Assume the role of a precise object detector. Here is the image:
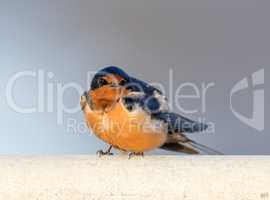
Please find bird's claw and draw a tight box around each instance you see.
[128,152,144,159]
[96,150,114,157]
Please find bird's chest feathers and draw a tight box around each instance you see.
[84,102,167,152]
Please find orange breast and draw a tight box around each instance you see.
[83,101,167,152]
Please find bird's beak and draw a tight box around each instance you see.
[80,91,88,111]
[109,83,120,88]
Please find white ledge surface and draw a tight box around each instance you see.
[0,156,269,200]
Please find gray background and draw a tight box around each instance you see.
[0,0,269,155]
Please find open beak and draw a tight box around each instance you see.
[109,83,120,88]
[80,91,89,111]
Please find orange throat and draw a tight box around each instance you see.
[89,86,128,111]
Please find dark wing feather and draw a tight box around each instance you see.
[127,77,163,95]
[152,112,208,133]
[122,95,208,133]
[124,76,208,133]
[122,94,161,113]
[160,143,199,154]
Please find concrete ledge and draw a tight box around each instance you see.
[0,156,269,200]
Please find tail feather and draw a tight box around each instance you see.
[187,140,224,155]
[160,140,224,155]
[160,143,199,154]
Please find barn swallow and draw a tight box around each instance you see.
[81,66,222,157]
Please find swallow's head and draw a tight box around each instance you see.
[90,66,130,91]
[83,66,130,111]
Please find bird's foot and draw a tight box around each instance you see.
[96,150,114,157]
[128,152,144,159]
[96,146,114,157]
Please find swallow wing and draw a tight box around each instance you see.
[125,76,169,111]
[122,75,223,154]
[122,92,168,114]
[160,143,199,154]
[122,93,207,133]
[124,77,208,133]
[127,77,163,95]
[152,112,208,133]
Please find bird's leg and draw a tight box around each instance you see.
[128,152,144,159]
[96,145,114,157]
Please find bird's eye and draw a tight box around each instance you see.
[98,78,108,87]
[119,79,127,86]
